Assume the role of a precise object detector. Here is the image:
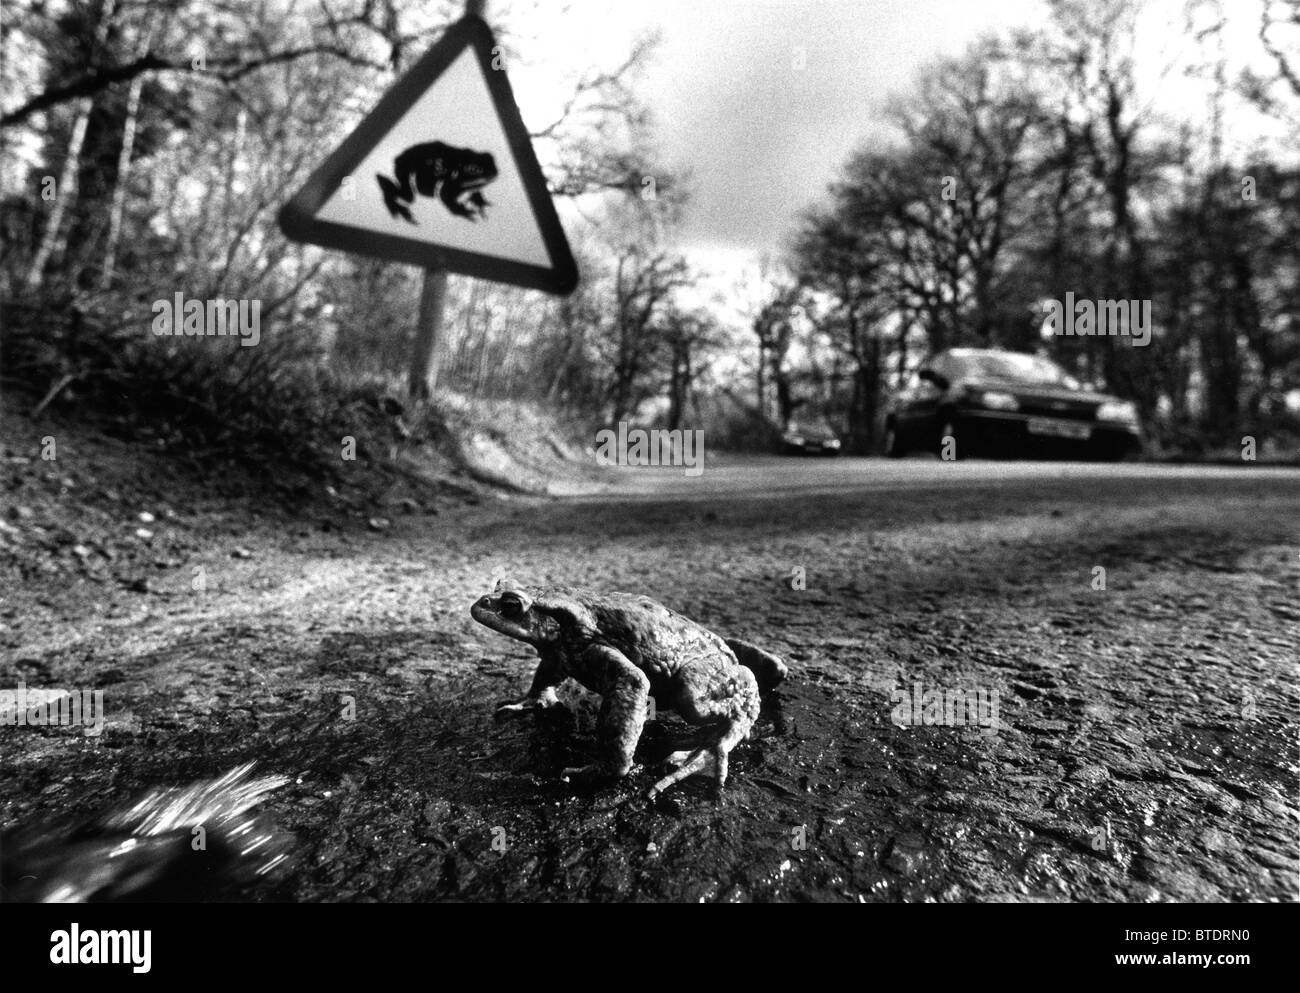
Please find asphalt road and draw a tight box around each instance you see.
[3,455,1298,901]
[555,453,1300,499]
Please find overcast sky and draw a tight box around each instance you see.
[630,0,1043,265]
[508,0,1038,284]
[504,0,1286,299]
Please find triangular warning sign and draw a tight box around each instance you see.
[279,15,578,295]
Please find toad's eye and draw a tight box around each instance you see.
[499,593,526,616]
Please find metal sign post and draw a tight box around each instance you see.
[410,266,448,399]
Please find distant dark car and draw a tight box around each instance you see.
[883,348,1143,460]
[780,417,842,456]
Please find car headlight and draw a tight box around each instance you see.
[1096,401,1137,424]
[978,391,1020,411]
[824,438,841,448]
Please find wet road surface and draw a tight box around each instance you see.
[3,457,1298,901]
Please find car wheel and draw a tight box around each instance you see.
[884,421,906,458]
[1102,443,1141,463]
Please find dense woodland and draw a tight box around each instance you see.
[2,0,1298,463]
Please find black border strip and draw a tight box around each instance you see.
[278,15,579,295]
[4,902,1286,980]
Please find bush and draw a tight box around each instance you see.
[1,295,416,489]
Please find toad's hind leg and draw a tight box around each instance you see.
[649,660,760,798]
[725,638,788,694]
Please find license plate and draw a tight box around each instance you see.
[1028,418,1091,440]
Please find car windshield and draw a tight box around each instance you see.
[952,352,1079,389]
[787,418,834,435]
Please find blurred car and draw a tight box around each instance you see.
[780,416,842,456]
[882,348,1143,460]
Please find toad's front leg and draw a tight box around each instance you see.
[497,652,564,714]
[495,686,559,713]
[561,646,649,783]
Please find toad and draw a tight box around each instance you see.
[376,141,497,222]
[471,581,788,797]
